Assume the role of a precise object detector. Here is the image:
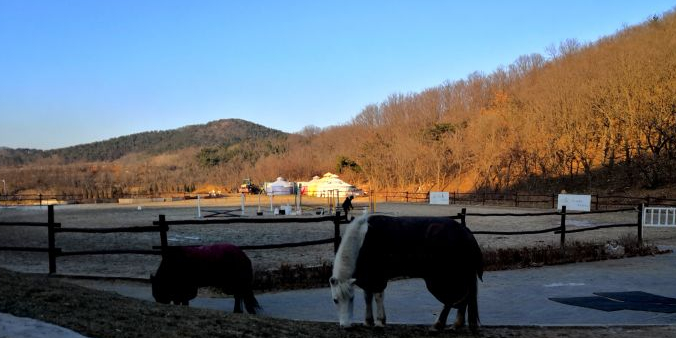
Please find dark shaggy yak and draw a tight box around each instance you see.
[329,214,483,332]
[151,243,260,314]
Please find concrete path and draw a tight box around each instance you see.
[73,248,676,326]
[0,312,90,338]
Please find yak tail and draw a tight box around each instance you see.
[467,276,480,333]
[243,291,261,314]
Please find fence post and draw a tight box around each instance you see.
[334,211,342,253]
[405,191,409,203]
[552,194,556,209]
[39,193,43,207]
[560,206,566,253]
[594,195,599,211]
[47,205,56,274]
[637,204,643,247]
[460,207,467,227]
[158,214,168,256]
[514,192,519,208]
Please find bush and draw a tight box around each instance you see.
[254,238,669,291]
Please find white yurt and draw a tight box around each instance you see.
[301,175,322,196]
[310,173,363,197]
[265,177,294,195]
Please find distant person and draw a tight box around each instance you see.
[342,196,354,221]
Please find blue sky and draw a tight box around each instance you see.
[1,1,674,150]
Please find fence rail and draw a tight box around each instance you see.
[0,206,61,256]
[154,214,344,254]
[0,193,170,205]
[0,246,51,252]
[57,249,161,257]
[471,226,562,236]
[55,225,162,234]
[154,215,338,226]
[555,223,638,234]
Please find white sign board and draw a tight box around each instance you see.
[557,194,591,212]
[429,191,449,205]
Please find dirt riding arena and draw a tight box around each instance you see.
[1,196,674,279]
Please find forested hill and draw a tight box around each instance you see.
[0,119,286,166]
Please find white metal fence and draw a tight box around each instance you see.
[643,206,676,227]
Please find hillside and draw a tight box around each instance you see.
[268,10,676,194]
[0,119,286,166]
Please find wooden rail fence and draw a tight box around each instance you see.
[463,205,644,251]
[3,191,676,211]
[152,213,344,254]
[0,205,344,276]
[371,191,676,210]
[0,204,647,279]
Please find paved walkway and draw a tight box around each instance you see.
[75,247,676,326]
[0,312,90,338]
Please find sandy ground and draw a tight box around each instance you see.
[1,198,675,338]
